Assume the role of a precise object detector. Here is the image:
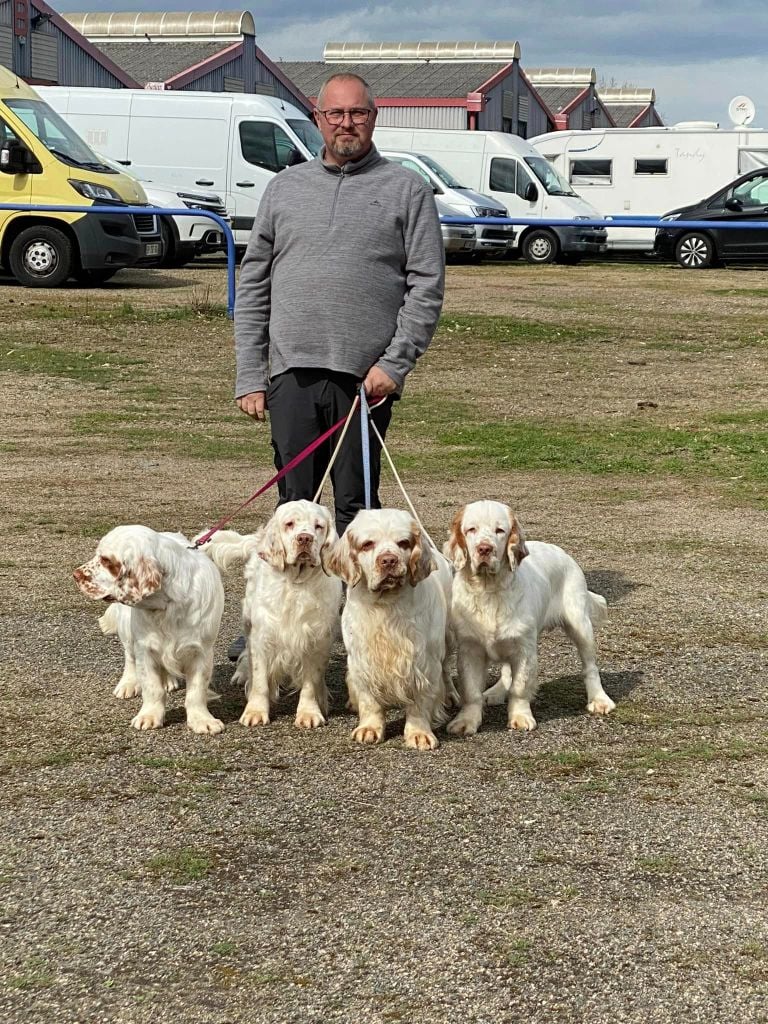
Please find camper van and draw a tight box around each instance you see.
[0,66,161,287]
[374,126,606,263]
[530,124,768,251]
[39,87,323,248]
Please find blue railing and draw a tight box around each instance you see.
[440,215,768,231]
[0,204,237,316]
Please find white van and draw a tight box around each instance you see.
[38,87,323,248]
[530,124,768,251]
[374,126,606,263]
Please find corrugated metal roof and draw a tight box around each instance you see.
[526,67,595,85]
[93,40,227,85]
[599,88,655,104]
[277,60,514,99]
[63,11,255,42]
[323,40,521,61]
[532,84,587,113]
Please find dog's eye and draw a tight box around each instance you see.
[315,523,324,531]
[398,540,412,550]
[284,521,295,530]
[465,527,477,535]
[495,528,507,535]
[360,540,375,552]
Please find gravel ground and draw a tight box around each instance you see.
[2,260,768,1023]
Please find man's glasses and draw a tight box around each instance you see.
[317,108,373,126]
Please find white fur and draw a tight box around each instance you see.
[328,508,452,751]
[74,526,225,734]
[444,501,615,736]
[204,501,341,729]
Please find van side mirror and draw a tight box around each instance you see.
[724,197,743,212]
[524,182,538,202]
[0,141,41,175]
[285,147,306,168]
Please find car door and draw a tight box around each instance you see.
[711,171,768,258]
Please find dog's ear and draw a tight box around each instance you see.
[320,516,340,576]
[119,555,163,604]
[443,506,467,570]
[257,515,286,571]
[408,525,436,585]
[325,529,361,587]
[506,512,529,568]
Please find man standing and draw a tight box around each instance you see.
[234,72,444,527]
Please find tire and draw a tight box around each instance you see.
[675,232,715,269]
[73,268,118,285]
[9,225,73,288]
[522,229,559,264]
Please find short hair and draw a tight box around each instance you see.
[316,73,376,110]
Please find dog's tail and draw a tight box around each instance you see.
[98,604,121,636]
[196,529,262,571]
[588,591,608,630]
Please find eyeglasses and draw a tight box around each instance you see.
[316,107,373,127]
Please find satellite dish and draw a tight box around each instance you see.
[728,95,756,127]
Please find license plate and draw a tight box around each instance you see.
[144,242,161,257]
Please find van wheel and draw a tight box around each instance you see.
[73,269,118,285]
[160,221,193,268]
[675,232,715,269]
[522,229,558,264]
[9,226,73,287]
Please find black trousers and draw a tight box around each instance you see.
[267,369,394,535]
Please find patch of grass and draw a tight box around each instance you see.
[478,886,541,909]
[136,755,226,775]
[436,313,600,345]
[636,855,680,875]
[31,297,228,324]
[211,940,238,956]
[506,938,532,967]
[5,956,55,990]
[0,343,144,385]
[146,847,215,883]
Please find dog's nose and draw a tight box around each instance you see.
[378,552,398,571]
[476,543,494,558]
[296,532,313,547]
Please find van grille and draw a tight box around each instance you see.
[132,213,157,235]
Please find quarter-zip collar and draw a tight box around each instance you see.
[319,144,383,176]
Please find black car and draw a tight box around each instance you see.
[655,167,768,268]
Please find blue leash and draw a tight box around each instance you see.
[359,385,372,510]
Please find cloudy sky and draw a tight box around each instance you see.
[55,1,766,127]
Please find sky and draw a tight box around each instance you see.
[54,1,768,127]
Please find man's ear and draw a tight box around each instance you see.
[325,530,361,587]
[443,507,467,570]
[506,511,529,568]
[257,517,285,571]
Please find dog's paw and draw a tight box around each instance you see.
[588,694,616,716]
[187,712,225,735]
[166,677,182,693]
[130,709,164,730]
[404,728,439,751]
[114,679,141,699]
[231,665,248,690]
[240,708,270,727]
[447,707,482,737]
[351,724,382,745]
[509,709,537,731]
[483,681,508,706]
[295,710,326,730]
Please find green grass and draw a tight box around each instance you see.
[5,956,55,990]
[31,298,228,323]
[146,847,215,883]
[0,343,144,385]
[136,755,227,775]
[636,855,681,875]
[436,313,602,345]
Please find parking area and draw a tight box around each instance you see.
[2,258,768,1024]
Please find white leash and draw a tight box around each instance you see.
[368,417,438,552]
[312,394,388,504]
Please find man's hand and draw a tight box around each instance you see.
[363,366,397,401]
[237,391,267,421]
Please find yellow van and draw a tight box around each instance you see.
[0,65,162,287]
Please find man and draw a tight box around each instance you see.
[231,73,445,656]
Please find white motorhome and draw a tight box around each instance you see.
[530,124,768,251]
[37,87,323,248]
[374,126,606,263]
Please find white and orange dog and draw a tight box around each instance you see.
[203,500,341,729]
[444,501,615,735]
[74,525,225,734]
[328,508,453,750]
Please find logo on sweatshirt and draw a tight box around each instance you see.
[370,199,381,206]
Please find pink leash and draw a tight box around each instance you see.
[193,396,361,548]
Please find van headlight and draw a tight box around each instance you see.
[660,213,680,222]
[69,179,122,202]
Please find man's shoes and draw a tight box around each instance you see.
[228,634,246,662]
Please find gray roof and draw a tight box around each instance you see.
[277,60,514,100]
[603,103,649,128]
[532,84,587,114]
[93,41,228,85]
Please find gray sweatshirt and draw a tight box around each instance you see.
[234,146,445,397]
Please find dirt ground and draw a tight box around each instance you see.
[1,257,768,1024]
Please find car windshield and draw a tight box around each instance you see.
[415,153,465,188]
[287,118,323,157]
[525,155,577,196]
[6,98,115,172]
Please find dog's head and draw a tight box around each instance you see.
[257,500,337,572]
[327,508,435,592]
[73,525,165,606]
[444,501,528,577]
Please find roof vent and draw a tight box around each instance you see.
[63,10,256,42]
[599,88,655,104]
[526,67,596,85]
[323,40,521,62]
